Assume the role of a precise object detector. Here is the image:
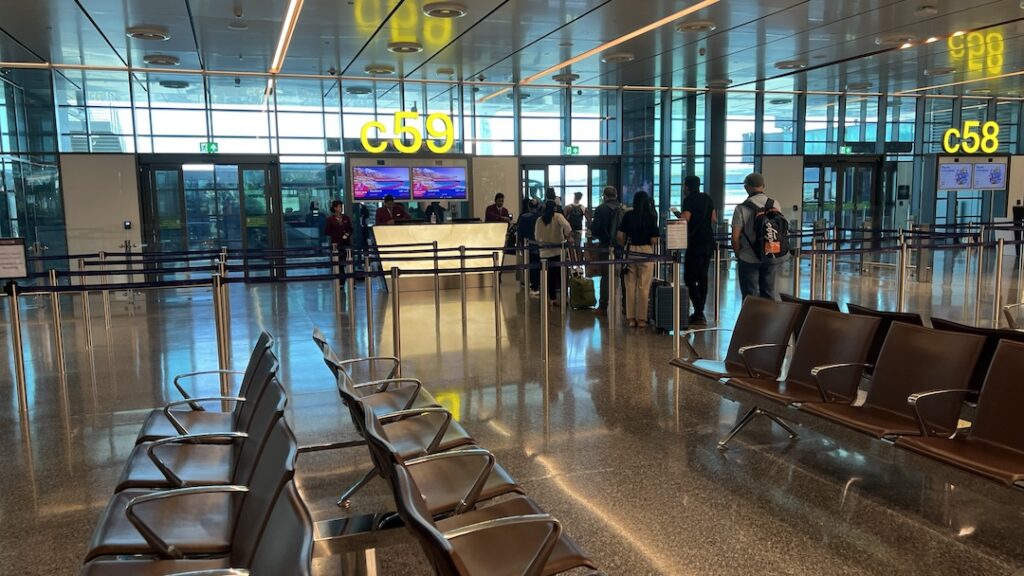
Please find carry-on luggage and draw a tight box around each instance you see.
[649,278,688,333]
[568,245,597,309]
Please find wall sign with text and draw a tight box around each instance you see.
[360,111,455,154]
[942,121,1001,154]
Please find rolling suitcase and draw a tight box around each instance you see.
[649,279,688,333]
[568,246,596,309]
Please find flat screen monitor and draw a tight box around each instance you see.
[973,162,1007,190]
[352,166,411,201]
[413,166,468,200]
[938,163,973,190]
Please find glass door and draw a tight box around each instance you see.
[183,164,241,251]
[522,166,547,212]
[840,163,876,231]
[149,169,185,253]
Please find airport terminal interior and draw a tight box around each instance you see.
[3,0,1024,574]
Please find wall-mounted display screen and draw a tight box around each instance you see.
[973,162,1007,190]
[413,166,468,200]
[352,166,411,201]
[938,163,973,190]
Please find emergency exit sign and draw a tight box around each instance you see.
[564,145,580,155]
[200,142,219,153]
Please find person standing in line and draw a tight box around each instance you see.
[375,194,411,225]
[731,172,790,300]
[617,191,660,328]
[678,176,717,325]
[533,200,573,307]
[485,193,513,223]
[518,198,542,295]
[545,187,565,214]
[591,186,626,316]
[565,191,586,247]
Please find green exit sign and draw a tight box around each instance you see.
[200,142,219,154]
[564,145,580,156]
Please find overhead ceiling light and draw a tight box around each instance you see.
[915,4,939,16]
[925,36,939,43]
[706,78,732,89]
[601,52,636,64]
[846,81,873,91]
[900,42,914,49]
[876,33,915,46]
[387,41,423,54]
[522,0,721,85]
[126,25,170,41]
[142,54,180,66]
[774,60,807,70]
[951,30,966,37]
[423,2,468,18]
[924,66,956,76]
[345,86,372,95]
[768,98,792,105]
[227,21,249,31]
[270,0,305,74]
[364,63,396,75]
[675,19,717,32]
[552,72,580,83]
[158,80,189,89]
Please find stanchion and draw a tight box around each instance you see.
[100,251,111,333]
[492,252,501,345]
[608,249,618,328]
[792,252,801,298]
[541,259,550,362]
[346,249,356,332]
[672,252,682,358]
[364,254,375,358]
[6,281,28,415]
[713,244,722,324]
[48,269,66,374]
[78,258,94,349]
[391,267,402,377]
[809,239,819,300]
[560,241,568,321]
[975,237,986,326]
[993,238,1005,327]
[212,274,228,373]
[963,244,973,323]
[220,270,232,369]
[459,246,467,335]
[897,242,908,313]
[828,230,837,300]
[433,241,441,313]
[331,244,342,315]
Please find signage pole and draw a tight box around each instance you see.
[6,281,28,415]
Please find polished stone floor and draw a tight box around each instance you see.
[1,250,1024,575]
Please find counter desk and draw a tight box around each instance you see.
[371,221,509,291]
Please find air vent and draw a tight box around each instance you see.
[365,64,396,75]
[846,81,873,91]
[143,54,180,66]
[227,21,249,31]
[876,33,915,46]
[768,98,792,105]
[774,60,807,70]
[127,25,171,41]
[345,86,373,95]
[924,66,956,76]
[388,41,423,54]
[423,2,467,18]
[158,80,189,89]
[552,73,580,84]
[436,67,455,77]
[675,20,717,32]
[706,78,732,89]
[601,52,635,64]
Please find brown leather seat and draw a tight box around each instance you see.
[896,340,1024,487]
[79,479,313,575]
[929,317,1024,396]
[362,403,523,518]
[84,419,297,562]
[391,463,598,576]
[670,297,803,380]
[115,379,287,492]
[800,322,985,439]
[135,348,278,444]
[780,293,841,337]
[845,303,923,375]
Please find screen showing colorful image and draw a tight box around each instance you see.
[413,167,468,200]
[973,162,1007,190]
[352,166,410,201]
[938,163,973,190]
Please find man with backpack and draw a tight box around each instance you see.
[592,186,627,316]
[731,173,790,300]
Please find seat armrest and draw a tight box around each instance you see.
[1003,303,1024,330]
[161,396,245,436]
[405,448,497,513]
[172,370,247,410]
[378,408,453,454]
[679,328,734,361]
[126,486,249,559]
[165,570,249,576]
[354,378,424,408]
[907,389,974,437]
[331,356,401,391]
[737,343,792,377]
[443,514,561,576]
[145,432,248,487]
[809,363,872,403]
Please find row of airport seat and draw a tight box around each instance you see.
[672,297,1024,488]
[312,328,602,575]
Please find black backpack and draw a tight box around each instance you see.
[741,198,789,259]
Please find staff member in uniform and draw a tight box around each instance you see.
[325,200,353,249]
[485,193,513,223]
[375,194,411,225]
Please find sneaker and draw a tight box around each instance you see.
[529,290,541,297]
[688,313,707,325]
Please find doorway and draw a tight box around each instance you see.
[520,157,620,217]
[802,156,884,236]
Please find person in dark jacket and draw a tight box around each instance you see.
[517,198,542,294]
[591,186,625,315]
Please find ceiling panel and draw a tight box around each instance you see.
[283,0,404,76]
[77,0,199,69]
[0,0,123,66]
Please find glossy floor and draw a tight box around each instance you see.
[1,253,1024,575]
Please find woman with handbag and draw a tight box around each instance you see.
[534,200,573,307]
[616,192,660,328]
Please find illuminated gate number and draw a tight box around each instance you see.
[942,121,1000,154]
[360,111,455,154]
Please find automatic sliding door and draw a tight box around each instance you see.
[183,164,242,251]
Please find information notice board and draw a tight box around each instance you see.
[0,238,28,280]
[666,219,688,251]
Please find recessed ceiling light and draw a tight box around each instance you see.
[707,78,732,89]
[143,54,180,66]
[774,60,807,70]
[227,21,249,31]
[846,81,873,91]
[900,42,914,49]
[158,80,189,89]
[127,25,171,41]
[768,98,792,105]
[388,41,423,54]
[925,36,939,43]
[675,20,717,32]
[966,88,992,95]
[951,30,966,37]
[552,72,580,83]
[601,52,636,64]
[364,64,396,75]
[876,33,915,46]
[436,67,455,77]
[924,66,956,76]
[422,2,467,18]
[915,4,939,16]
[345,86,372,95]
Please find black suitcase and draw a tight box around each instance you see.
[649,279,688,333]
